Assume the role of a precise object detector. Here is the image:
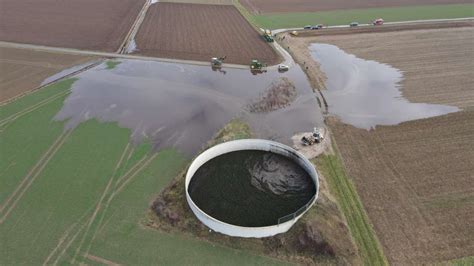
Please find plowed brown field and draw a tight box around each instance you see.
[0,0,146,52]
[134,3,279,65]
[0,47,95,102]
[313,27,474,264]
[242,0,472,14]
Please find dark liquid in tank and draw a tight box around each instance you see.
[188,150,316,227]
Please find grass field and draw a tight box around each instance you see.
[313,144,387,266]
[0,77,287,265]
[253,3,474,29]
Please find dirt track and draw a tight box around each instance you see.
[242,0,472,14]
[134,3,279,65]
[0,0,146,52]
[296,26,474,264]
[0,47,95,102]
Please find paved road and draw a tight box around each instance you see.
[271,17,474,34]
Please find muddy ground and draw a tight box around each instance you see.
[242,0,472,14]
[287,25,473,264]
[0,0,145,52]
[0,47,96,103]
[134,3,280,65]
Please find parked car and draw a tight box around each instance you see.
[278,64,289,72]
[350,22,359,27]
[303,25,312,30]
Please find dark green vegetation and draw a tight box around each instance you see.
[253,4,474,29]
[0,80,288,265]
[313,141,388,266]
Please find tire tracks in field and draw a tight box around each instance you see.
[42,205,96,266]
[69,143,132,265]
[0,90,69,130]
[0,130,72,224]
[77,152,157,264]
[68,144,157,265]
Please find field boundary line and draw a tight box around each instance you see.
[327,134,388,265]
[0,130,71,222]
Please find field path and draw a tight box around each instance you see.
[0,41,247,69]
[0,130,72,224]
[84,254,122,266]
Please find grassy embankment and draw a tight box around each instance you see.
[0,78,286,265]
[313,139,388,266]
[253,4,474,29]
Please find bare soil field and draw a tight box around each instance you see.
[278,22,473,105]
[0,0,146,52]
[293,26,474,264]
[242,0,472,14]
[0,47,95,102]
[134,3,279,65]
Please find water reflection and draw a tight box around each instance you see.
[309,43,459,129]
[54,59,323,155]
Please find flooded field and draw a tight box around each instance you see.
[309,43,459,129]
[54,59,323,155]
[188,150,316,227]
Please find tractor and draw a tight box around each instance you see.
[211,56,226,68]
[301,128,324,146]
[250,59,267,74]
[263,29,274,42]
[250,59,266,70]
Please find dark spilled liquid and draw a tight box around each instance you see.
[188,150,316,227]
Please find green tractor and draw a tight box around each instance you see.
[262,29,274,42]
[250,59,267,74]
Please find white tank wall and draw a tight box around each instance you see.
[185,139,319,238]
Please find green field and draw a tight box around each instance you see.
[0,79,285,265]
[253,4,474,29]
[313,141,388,266]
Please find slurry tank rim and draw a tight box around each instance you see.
[185,139,319,238]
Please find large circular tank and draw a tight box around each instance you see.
[185,139,319,238]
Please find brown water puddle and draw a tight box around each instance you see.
[309,43,459,129]
[54,59,323,155]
